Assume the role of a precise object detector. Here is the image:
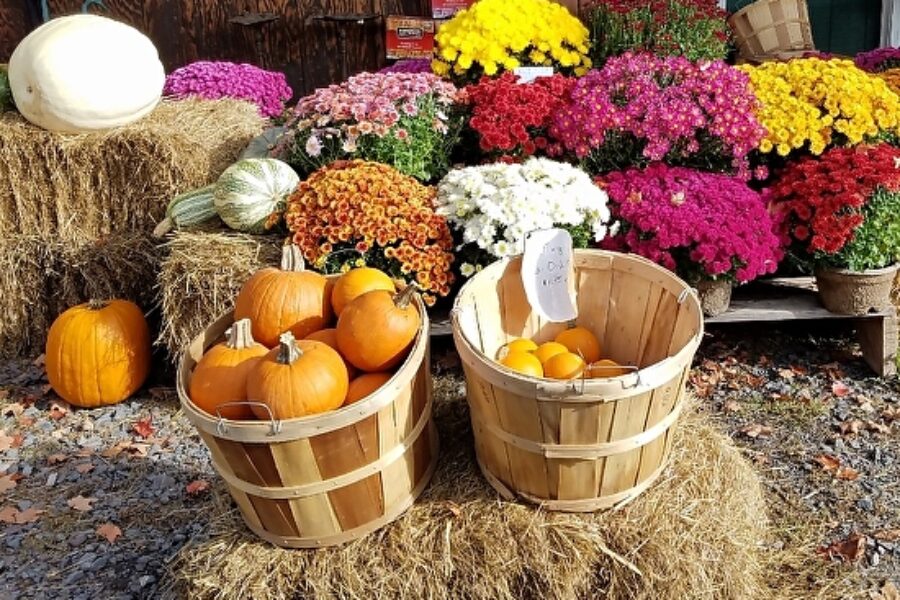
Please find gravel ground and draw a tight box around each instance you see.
[1,324,898,599]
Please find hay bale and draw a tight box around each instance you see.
[0,98,264,242]
[167,381,770,600]
[0,233,161,358]
[157,230,283,358]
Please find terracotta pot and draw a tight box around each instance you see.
[694,278,732,318]
[815,264,899,315]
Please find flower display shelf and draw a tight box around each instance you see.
[705,277,897,376]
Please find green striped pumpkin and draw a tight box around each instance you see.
[152,184,217,237]
[213,158,299,234]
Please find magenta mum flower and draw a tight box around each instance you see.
[163,61,293,118]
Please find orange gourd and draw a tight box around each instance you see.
[189,318,268,419]
[345,372,393,405]
[336,286,420,372]
[45,299,150,408]
[497,348,543,378]
[304,328,357,378]
[533,341,568,365]
[588,358,630,378]
[497,338,538,358]
[331,267,396,315]
[543,352,586,380]
[554,326,601,364]
[247,332,348,419]
[234,244,332,347]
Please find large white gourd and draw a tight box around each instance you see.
[8,15,165,133]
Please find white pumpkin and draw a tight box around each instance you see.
[214,158,300,233]
[8,15,165,133]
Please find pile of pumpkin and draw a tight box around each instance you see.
[189,244,421,421]
[495,326,632,380]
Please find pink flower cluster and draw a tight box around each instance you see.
[855,47,900,72]
[598,164,784,282]
[163,61,293,118]
[549,53,765,177]
[379,59,434,74]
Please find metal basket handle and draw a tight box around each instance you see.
[214,402,283,436]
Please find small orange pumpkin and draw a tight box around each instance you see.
[45,299,151,408]
[336,286,420,372]
[554,326,601,364]
[304,328,357,378]
[543,352,586,380]
[497,338,538,358]
[345,372,393,405]
[247,332,348,419]
[588,359,630,378]
[533,341,568,365]
[189,318,268,419]
[497,348,543,378]
[331,267,396,315]
[234,244,332,347]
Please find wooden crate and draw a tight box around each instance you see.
[176,304,437,548]
[728,0,815,62]
[452,250,703,512]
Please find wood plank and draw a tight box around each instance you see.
[599,391,653,497]
[636,370,685,483]
[556,403,602,500]
[269,438,342,537]
[604,268,652,366]
[857,314,898,377]
[573,263,613,352]
[465,365,515,488]
[708,295,892,323]
[492,386,550,499]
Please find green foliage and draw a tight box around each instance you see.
[824,188,900,271]
[0,66,14,113]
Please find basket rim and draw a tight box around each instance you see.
[176,293,430,441]
[450,249,704,401]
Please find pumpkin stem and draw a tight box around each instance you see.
[280,244,306,272]
[276,331,302,364]
[225,318,257,350]
[393,285,418,309]
[87,299,109,310]
[152,217,174,238]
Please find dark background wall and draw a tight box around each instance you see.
[0,0,431,97]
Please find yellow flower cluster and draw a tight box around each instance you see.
[739,58,900,156]
[432,0,591,82]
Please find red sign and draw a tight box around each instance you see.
[386,16,435,60]
[432,0,475,19]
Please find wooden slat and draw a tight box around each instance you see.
[604,268,652,366]
[269,439,342,537]
[708,294,893,323]
[492,386,550,498]
[635,370,686,483]
[599,391,653,497]
[573,262,613,351]
[465,365,515,487]
[556,403,602,500]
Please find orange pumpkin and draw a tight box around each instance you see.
[45,299,150,408]
[304,328,357,378]
[588,359,631,378]
[345,372,393,405]
[189,318,268,419]
[543,352,586,380]
[554,326,601,364]
[497,338,538,358]
[247,332,348,419]
[331,267,395,315]
[336,286,420,372]
[234,244,332,347]
[497,348,543,378]
[533,341,568,365]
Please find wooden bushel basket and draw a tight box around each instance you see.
[452,250,703,512]
[176,298,438,548]
[728,0,815,62]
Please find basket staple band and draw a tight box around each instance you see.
[209,393,434,499]
[469,396,683,460]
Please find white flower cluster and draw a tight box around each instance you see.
[435,158,611,267]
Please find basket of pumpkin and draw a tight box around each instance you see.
[176,243,437,548]
[452,249,703,512]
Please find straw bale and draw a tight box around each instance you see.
[0,98,263,242]
[166,382,771,600]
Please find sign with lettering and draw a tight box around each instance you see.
[386,17,435,60]
[432,0,475,19]
[514,66,554,83]
[521,229,577,322]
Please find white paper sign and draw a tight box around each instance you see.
[514,66,554,84]
[522,228,577,322]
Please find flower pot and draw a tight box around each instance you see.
[814,264,899,315]
[694,278,732,317]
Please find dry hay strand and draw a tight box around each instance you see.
[157,229,283,359]
[0,98,263,242]
[167,381,770,600]
[0,233,161,358]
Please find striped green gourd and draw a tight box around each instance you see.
[152,184,217,237]
[213,158,299,234]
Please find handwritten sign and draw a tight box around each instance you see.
[514,66,554,83]
[386,16,435,60]
[522,229,577,322]
[432,0,475,19]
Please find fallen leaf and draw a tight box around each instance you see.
[2,401,23,417]
[15,507,43,523]
[132,416,154,439]
[49,400,69,420]
[723,400,742,413]
[872,581,899,600]
[96,523,122,544]
[67,495,96,512]
[867,420,892,435]
[739,423,773,438]
[836,466,860,481]
[777,367,796,380]
[101,441,150,459]
[46,454,67,465]
[832,381,851,397]
[0,431,14,451]
[874,530,900,542]
[840,419,864,436]
[0,505,43,524]
[814,454,841,471]
[74,463,95,474]
[32,354,45,367]
[821,362,846,380]
[186,479,210,496]
[0,474,17,493]
[818,532,866,563]
[0,505,16,523]
[883,407,900,422]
